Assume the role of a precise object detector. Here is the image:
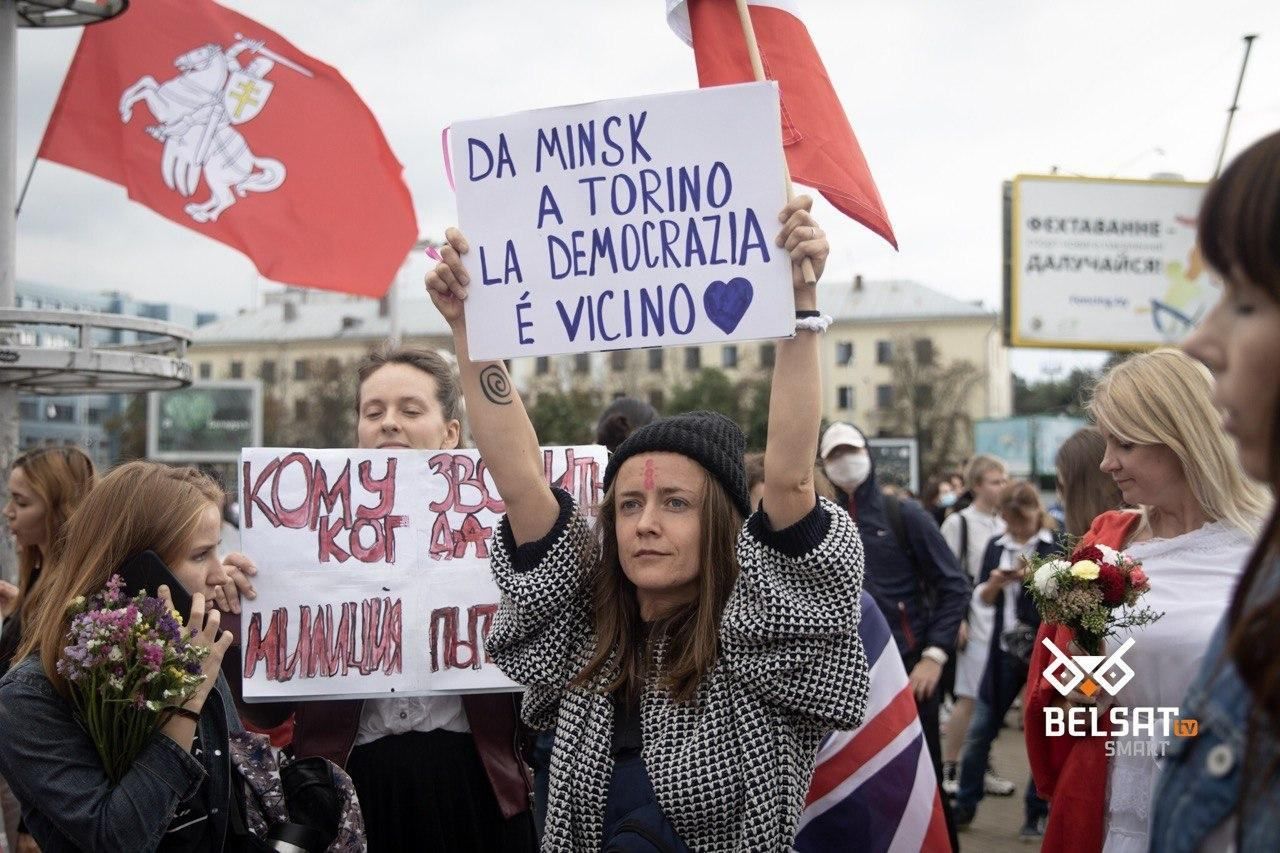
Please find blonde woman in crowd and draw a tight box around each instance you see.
[1025,348,1267,853]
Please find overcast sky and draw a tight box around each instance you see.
[13,0,1280,378]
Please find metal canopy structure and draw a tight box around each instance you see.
[0,308,193,395]
[2,0,147,580]
[15,0,126,28]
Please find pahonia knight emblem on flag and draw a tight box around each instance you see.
[118,37,311,224]
[41,0,418,297]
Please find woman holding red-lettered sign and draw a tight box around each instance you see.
[426,197,871,851]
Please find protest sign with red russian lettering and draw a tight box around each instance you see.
[238,446,605,700]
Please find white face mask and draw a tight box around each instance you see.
[825,453,871,491]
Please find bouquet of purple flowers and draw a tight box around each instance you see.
[57,575,208,783]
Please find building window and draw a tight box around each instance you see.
[876,384,894,409]
[260,360,276,383]
[86,407,105,425]
[760,343,776,368]
[876,340,894,365]
[229,361,244,379]
[198,362,212,380]
[294,359,310,381]
[648,389,665,410]
[836,341,854,366]
[46,404,75,423]
[610,350,628,372]
[574,353,591,374]
[535,356,550,376]
[648,349,664,372]
[294,399,309,420]
[325,357,341,378]
[837,386,854,410]
[684,347,701,370]
[914,383,934,408]
[18,401,37,420]
[914,337,935,366]
[721,345,738,369]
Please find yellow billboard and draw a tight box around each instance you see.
[1005,174,1213,351]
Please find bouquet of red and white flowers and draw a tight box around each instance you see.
[1025,542,1163,655]
[57,575,208,783]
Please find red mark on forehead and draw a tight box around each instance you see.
[643,458,656,491]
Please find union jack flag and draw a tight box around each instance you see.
[795,592,952,852]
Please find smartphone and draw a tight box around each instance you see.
[117,550,193,621]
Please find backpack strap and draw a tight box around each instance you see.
[883,493,908,555]
[959,513,970,577]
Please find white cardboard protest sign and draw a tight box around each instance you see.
[238,446,605,701]
[451,81,794,361]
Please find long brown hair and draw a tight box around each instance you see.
[18,462,223,695]
[1206,131,1280,793]
[10,447,96,624]
[1054,427,1123,538]
[574,468,742,702]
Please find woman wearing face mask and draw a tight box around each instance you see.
[923,475,957,526]
[819,421,970,848]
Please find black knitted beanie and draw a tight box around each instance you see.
[602,411,751,518]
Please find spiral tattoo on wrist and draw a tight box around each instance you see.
[479,365,513,406]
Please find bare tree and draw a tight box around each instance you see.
[882,335,984,478]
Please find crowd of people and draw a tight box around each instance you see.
[0,132,1275,851]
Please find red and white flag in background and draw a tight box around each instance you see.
[666,0,896,249]
[39,0,418,297]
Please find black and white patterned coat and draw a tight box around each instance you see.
[488,489,870,852]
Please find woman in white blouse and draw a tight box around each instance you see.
[1026,348,1269,853]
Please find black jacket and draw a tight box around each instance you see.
[832,459,969,660]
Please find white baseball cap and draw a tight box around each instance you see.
[820,422,867,459]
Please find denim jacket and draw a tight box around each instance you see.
[1150,588,1280,853]
[0,654,243,852]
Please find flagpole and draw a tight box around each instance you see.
[1213,34,1258,179]
[388,274,401,348]
[734,0,817,285]
[0,0,19,579]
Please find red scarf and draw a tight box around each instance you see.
[1024,510,1142,853]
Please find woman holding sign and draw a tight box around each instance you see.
[426,196,870,851]
[271,346,539,853]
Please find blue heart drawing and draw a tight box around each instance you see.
[703,277,754,335]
